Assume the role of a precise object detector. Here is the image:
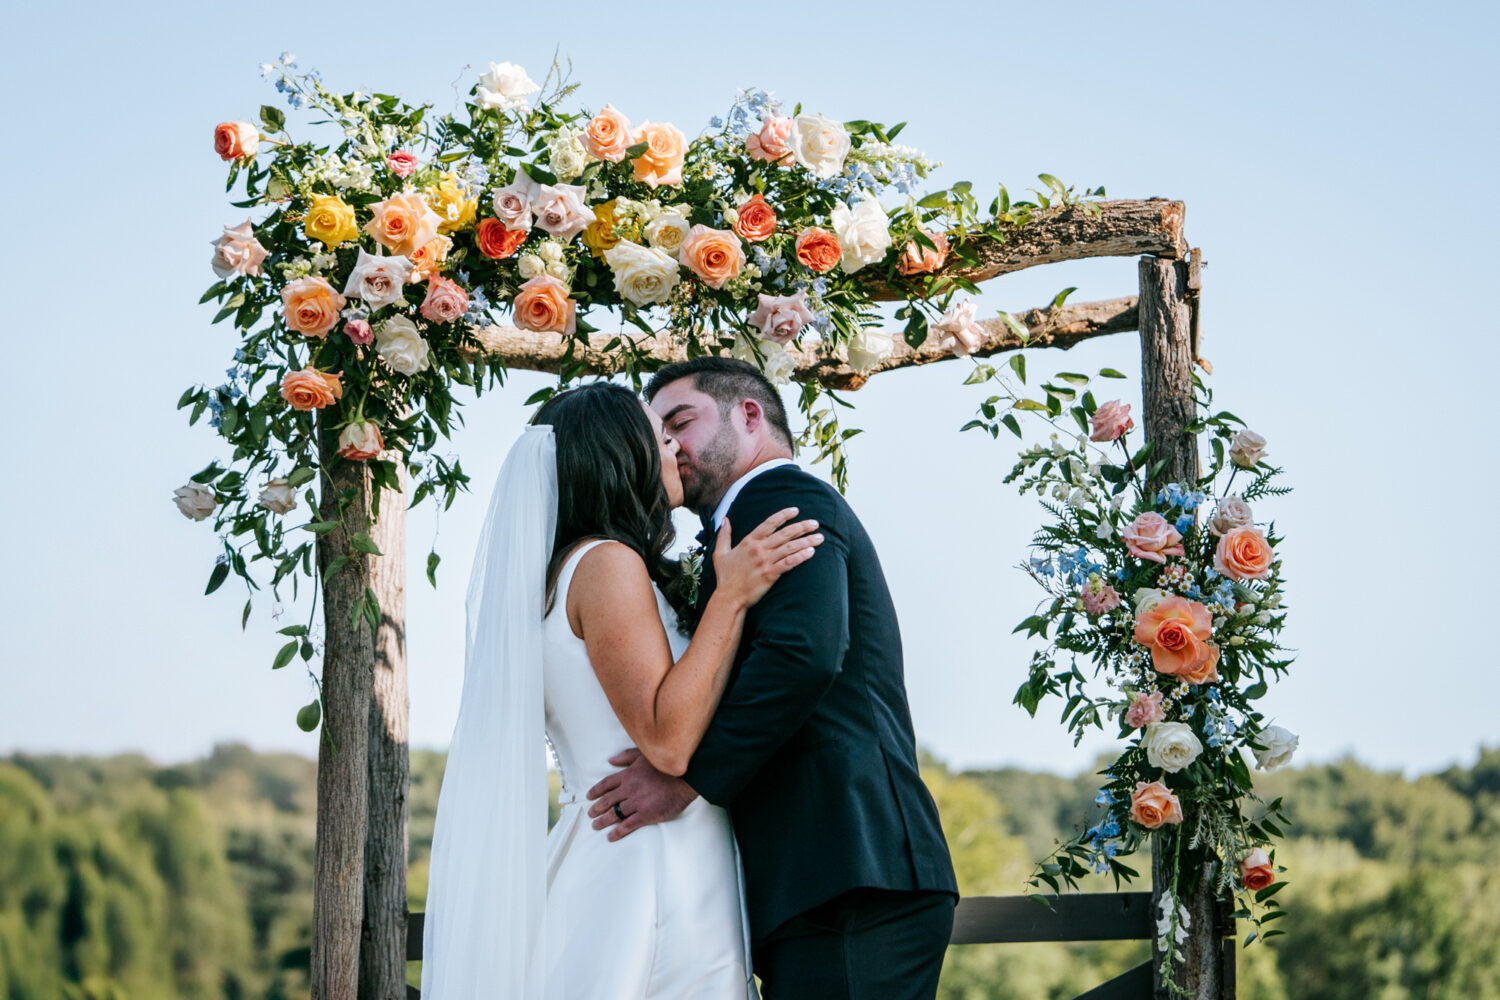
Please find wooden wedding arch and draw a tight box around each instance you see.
[310,198,1233,999]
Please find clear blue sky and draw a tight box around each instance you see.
[3,0,1496,777]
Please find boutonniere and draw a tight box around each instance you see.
[680,545,706,607]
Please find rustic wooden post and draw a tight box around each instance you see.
[1139,255,1223,998]
[360,459,410,1000]
[313,415,375,1000]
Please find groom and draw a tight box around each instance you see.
[586,357,958,998]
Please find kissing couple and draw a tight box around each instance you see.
[421,357,957,999]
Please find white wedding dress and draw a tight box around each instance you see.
[532,540,757,999]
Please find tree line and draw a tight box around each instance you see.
[2,743,1495,999]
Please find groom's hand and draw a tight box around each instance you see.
[586,748,698,842]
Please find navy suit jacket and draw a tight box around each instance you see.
[683,464,958,941]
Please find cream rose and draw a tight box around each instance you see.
[830,196,893,274]
[375,314,432,376]
[174,482,218,521]
[1209,495,1254,537]
[1252,725,1299,771]
[342,249,414,310]
[1143,722,1204,773]
[532,183,596,241]
[547,127,589,182]
[762,343,796,386]
[848,329,895,373]
[1133,587,1170,617]
[475,61,540,112]
[787,113,851,179]
[257,478,297,514]
[210,220,268,279]
[644,209,692,254]
[1229,429,1268,468]
[603,240,680,306]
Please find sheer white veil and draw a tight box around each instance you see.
[421,425,557,999]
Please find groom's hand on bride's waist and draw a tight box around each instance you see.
[586,748,699,842]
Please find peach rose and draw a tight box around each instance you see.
[344,319,373,346]
[1121,512,1185,564]
[420,275,470,324]
[1129,781,1183,829]
[387,150,418,177]
[795,228,842,273]
[733,194,778,243]
[364,192,442,256]
[630,121,687,189]
[678,225,746,290]
[1214,525,1274,581]
[338,420,385,461]
[407,235,453,282]
[746,116,794,165]
[476,218,527,259]
[895,231,949,276]
[1124,690,1166,729]
[279,368,343,411]
[583,104,633,162]
[513,274,577,335]
[213,121,259,162]
[1090,400,1135,442]
[1240,848,1275,891]
[1134,595,1220,685]
[280,276,346,338]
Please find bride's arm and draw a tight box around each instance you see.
[568,511,821,776]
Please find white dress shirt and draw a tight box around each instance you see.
[710,458,796,529]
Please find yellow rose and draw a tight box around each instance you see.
[304,194,359,248]
[580,200,622,258]
[426,173,478,235]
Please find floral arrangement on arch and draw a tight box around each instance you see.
[180,54,1091,721]
[983,367,1296,975]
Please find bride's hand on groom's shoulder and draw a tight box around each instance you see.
[586,748,699,842]
[713,507,823,610]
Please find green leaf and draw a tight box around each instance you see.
[241,599,253,631]
[351,532,383,556]
[1055,372,1091,387]
[1050,286,1077,310]
[288,467,317,487]
[277,625,309,637]
[1009,354,1026,383]
[259,105,285,132]
[322,554,350,588]
[205,562,230,595]
[427,551,441,588]
[1001,414,1022,438]
[272,641,299,670]
[1098,368,1127,379]
[303,521,340,534]
[296,700,322,732]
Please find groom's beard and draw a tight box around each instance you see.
[680,423,740,512]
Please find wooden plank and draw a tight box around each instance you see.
[948,893,1154,945]
[1078,961,1154,1000]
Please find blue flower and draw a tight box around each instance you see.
[1157,483,1185,507]
[1175,514,1195,536]
[1095,789,1113,806]
[709,115,723,129]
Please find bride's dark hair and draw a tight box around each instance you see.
[531,382,682,612]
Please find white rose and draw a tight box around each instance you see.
[173,482,217,521]
[787,113,851,180]
[342,248,414,310]
[603,240,681,306]
[548,127,589,182]
[830,196,893,274]
[210,220,269,279]
[544,260,571,282]
[375,314,431,376]
[1143,722,1203,773]
[1229,429,1267,469]
[475,61,540,113]
[1209,495,1254,536]
[1134,587,1170,616]
[644,210,691,254]
[517,254,545,279]
[257,478,298,515]
[762,343,796,386]
[847,329,894,373]
[1253,725,1299,771]
[729,334,760,365]
[539,240,565,263]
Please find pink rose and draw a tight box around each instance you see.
[747,291,816,345]
[491,175,538,231]
[1090,400,1135,442]
[1121,512,1185,564]
[1124,690,1166,729]
[746,116,794,165]
[337,420,385,461]
[210,220,268,279]
[387,150,418,177]
[420,275,470,324]
[345,319,374,346]
[1209,496,1254,536]
[1080,581,1121,616]
[935,299,986,357]
[532,183,596,241]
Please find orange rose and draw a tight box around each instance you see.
[280,276,346,338]
[794,227,842,273]
[476,219,527,259]
[408,235,454,282]
[1213,525,1274,581]
[583,104,633,162]
[338,420,385,461]
[1129,781,1183,829]
[513,274,577,335]
[896,231,950,275]
[364,192,442,256]
[213,121,259,162]
[630,121,687,189]
[732,194,778,243]
[279,368,343,411]
[1134,595,1220,685]
[678,225,746,289]
[1240,848,1275,891]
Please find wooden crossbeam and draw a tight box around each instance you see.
[948,892,1154,945]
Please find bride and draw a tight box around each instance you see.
[421,382,823,998]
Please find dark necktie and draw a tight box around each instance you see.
[695,508,716,550]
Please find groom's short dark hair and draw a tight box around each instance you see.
[644,357,795,449]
